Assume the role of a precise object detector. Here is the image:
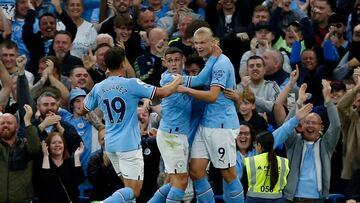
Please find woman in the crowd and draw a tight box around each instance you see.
[244,131,290,202]
[39,132,84,203]
[67,0,97,58]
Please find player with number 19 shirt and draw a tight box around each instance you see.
[83,77,156,153]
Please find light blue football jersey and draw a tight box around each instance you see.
[84,76,156,152]
[201,54,239,129]
[158,56,217,136]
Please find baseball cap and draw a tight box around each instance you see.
[254,21,274,32]
[69,88,87,104]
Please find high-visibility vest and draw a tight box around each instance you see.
[244,152,290,199]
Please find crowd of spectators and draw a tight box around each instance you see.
[0,0,359,202]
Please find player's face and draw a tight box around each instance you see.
[185,63,201,76]
[301,113,323,141]
[0,47,18,69]
[49,135,65,157]
[237,125,252,153]
[38,96,59,118]
[70,67,89,89]
[238,99,255,117]
[193,34,213,58]
[247,58,265,81]
[72,97,85,115]
[39,16,56,38]
[164,53,184,74]
[68,0,84,19]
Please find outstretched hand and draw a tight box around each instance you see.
[296,103,313,121]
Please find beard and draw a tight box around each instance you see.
[56,51,66,61]
[1,128,16,141]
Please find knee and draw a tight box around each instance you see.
[221,168,237,183]
[189,168,205,181]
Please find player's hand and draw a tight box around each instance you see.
[172,74,183,85]
[224,89,239,102]
[177,85,188,93]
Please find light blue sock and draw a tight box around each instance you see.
[193,177,215,203]
[103,187,134,203]
[166,187,185,203]
[223,178,244,203]
[147,183,172,203]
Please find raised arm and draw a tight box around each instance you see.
[274,66,299,126]
[23,104,41,155]
[0,61,11,110]
[321,79,341,150]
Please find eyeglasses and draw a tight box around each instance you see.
[302,120,321,125]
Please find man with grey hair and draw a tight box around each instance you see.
[263,48,291,89]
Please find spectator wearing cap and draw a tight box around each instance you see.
[58,88,102,176]
[239,22,292,78]
[22,0,77,77]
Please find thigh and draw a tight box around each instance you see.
[157,130,189,174]
[203,128,239,169]
[190,125,210,160]
[117,149,144,181]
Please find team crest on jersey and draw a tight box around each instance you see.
[136,79,152,88]
[77,122,85,129]
[213,70,225,81]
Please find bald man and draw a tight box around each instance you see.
[0,105,41,202]
[134,28,169,86]
[279,80,341,202]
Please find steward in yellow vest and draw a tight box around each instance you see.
[244,131,290,202]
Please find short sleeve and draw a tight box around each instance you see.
[210,60,229,89]
[129,78,157,100]
[83,86,99,111]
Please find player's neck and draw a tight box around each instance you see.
[107,69,125,77]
